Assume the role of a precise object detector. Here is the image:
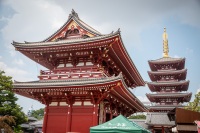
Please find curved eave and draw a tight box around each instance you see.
[148,69,187,81]
[149,57,185,64]
[13,74,122,89]
[13,32,145,87]
[110,32,145,87]
[146,92,192,102]
[148,57,185,71]
[110,77,147,112]
[147,80,189,92]
[149,105,183,112]
[12,32,119,70]
[12,31,118,48]
[13,74,147,112]
[13,74,122,100]
[146,92,192,98]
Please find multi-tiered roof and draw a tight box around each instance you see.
[146,28,192,112]
[12,10,148,133]
[12,9,147,112]
[13,10,145,88]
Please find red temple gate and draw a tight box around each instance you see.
[13,10,147,133]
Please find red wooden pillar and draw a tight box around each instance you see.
[151,128,154,133]
[66,104,72,132]
[42,105,49,133]
[110,105,113,120]
[92,104,98,126]
[162,126,164,133]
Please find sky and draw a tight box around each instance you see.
[0,0,200,113]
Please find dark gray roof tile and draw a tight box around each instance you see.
[145,112,175,126]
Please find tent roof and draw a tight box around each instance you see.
[90,115,150,133]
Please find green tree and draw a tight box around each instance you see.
[128,114,146,119]
[185,91,200,112]
[31,108,44,120]
[0,70,27,132]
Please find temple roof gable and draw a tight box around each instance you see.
[43,9,103,42]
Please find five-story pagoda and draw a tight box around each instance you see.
[146,28,192,112]
[12,10,147,133]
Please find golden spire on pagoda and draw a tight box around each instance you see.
[162,27,169,58]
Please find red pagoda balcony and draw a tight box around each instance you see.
[38,67,108,80]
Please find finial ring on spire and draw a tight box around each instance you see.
[162,27,169,58]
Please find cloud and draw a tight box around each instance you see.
[176,0,200,28]
[1,0,67,58]
[0,56,2,59]
[186,48,194,54]
[137,96,150,103]
[0,16,10,31]
[197,88,200,94]
[0,61,6,69]
[174,55,180,58]
[51,19,65,30]
[1,0,200,53]
[13,58,25,66]
[0,61,31,81]
[7,45,16,56]
[1,0,66,45]
[16,95,45,113]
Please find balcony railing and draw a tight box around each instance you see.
[38,66,108,80]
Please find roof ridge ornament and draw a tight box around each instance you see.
[12,40,20,45]
[117,28,121,32]
[162,27,169,58]
[68,9,79,19]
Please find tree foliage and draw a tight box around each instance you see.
[0,71,13,91]
[0,70,27,131]
[0,115,16,132]
[128,114,146,119]
[185,92,200,112]
[31,108,44,120]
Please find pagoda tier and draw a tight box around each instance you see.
[12,10,146,133]
[147,80,190,92]
[148,69,187,82]
[146,92,192,103]
[14,74,146,112]
[148,105,183,112]
[148,57,185,71]
[146,28,192,113]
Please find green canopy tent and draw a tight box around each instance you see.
[90,115,151,133]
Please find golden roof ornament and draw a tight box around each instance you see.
[162,27,169,58]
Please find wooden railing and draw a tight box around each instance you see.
[38,67,108,80]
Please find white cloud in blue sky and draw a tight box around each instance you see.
[0,0,200,113]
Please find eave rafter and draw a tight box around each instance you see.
[147,80,189,92]
[13,73,146,113]
[13,32,145,87]
[148,58,185,71]
[148,69,187,81]
[146,92,192,103]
